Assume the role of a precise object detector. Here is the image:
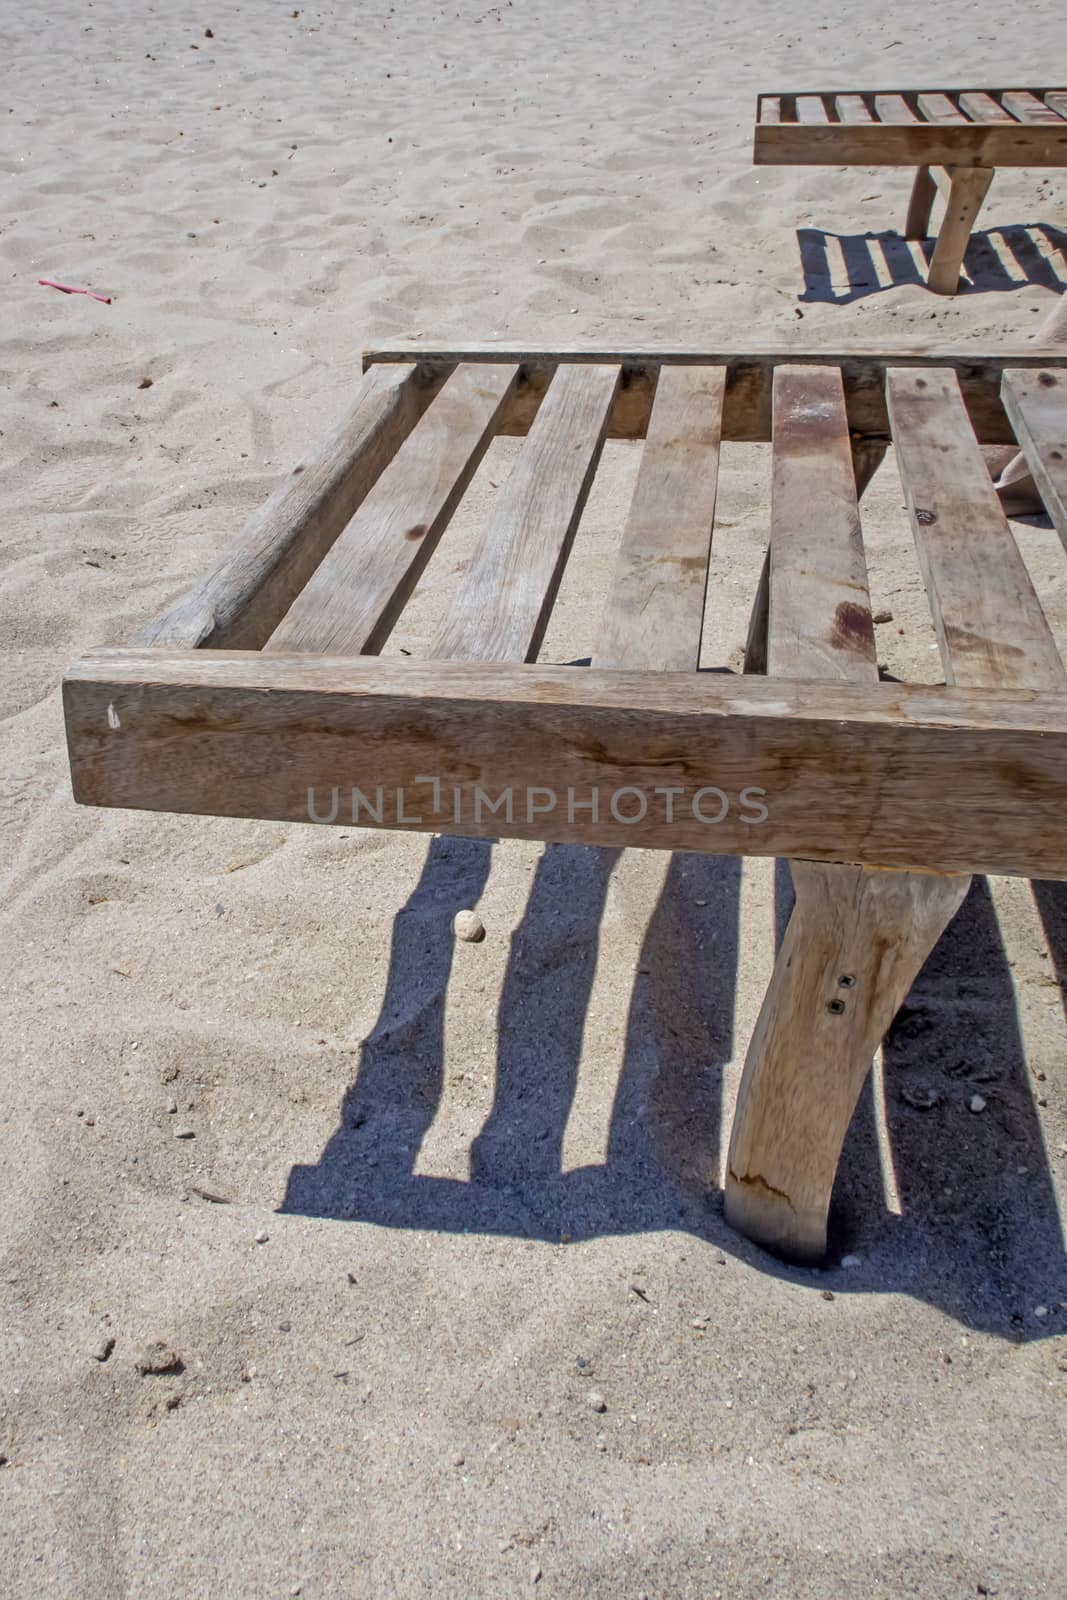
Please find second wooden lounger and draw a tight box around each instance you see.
[755,87,1067,294]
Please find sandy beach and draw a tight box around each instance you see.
[2,1,1067,1594]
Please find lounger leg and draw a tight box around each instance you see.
[905,165,937,239]
[724,860,970,1263]
[927,165,993,295]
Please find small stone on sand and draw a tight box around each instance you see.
[587,1390,607,1413]
[454,909,485,943]
[969,1094,987,1113]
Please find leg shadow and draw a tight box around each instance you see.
[577,853,742,1239]
[852,878,1065,1335]
[282,834,493,1222]
[465,842,620,1237]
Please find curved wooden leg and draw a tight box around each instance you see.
[905,165,937,239]
[724,860,970,1263]
[927,166,993,294]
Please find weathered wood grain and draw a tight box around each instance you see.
[874,94,919,124]
[754,116,1067,165]
[834,94,873,123]
[957,90,1014,124]
[767,366,876,681]
[926,165,993,293]
[264,363,517,656]
[432,364,619,663]
[725,863,969,1261]
[134,364,438,650]
[905,165,938,237]
[597,366,725,673]
[63,650,1067,880]
[1000,368,1067,548]
[917,92,967,124]
[1001,88,1065,123]
[887,367,1066,689]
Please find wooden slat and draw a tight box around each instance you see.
[432,364,619,663]
[887,368,1066,690]
[874,94,919,123]
[597,366,725,673]
[768,367,876,682]
[1046,92,1067,120]
[917,91,967,124]
[957,90,1014,124]
[759,95,782,124]
[64,649,1067,880]
[1001,88,1065,123]
[264,364,517,656]
[134,364,436,650]
[796,95,830,123]
[835,94,873,122]
[1001,368,1067,549]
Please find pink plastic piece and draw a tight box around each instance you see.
[38,278,112,305]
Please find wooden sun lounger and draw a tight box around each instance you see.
[755,88,1067,293]
[63,347,1067,1264]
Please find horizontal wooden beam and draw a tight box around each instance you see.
[64,650,1067,880]
[754,118,1067,166]
[367,349,1066,444]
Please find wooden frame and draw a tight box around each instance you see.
[63,348,1067,1266]
[755,88,1067,293]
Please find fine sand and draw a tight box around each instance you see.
[3,2,1067,1595]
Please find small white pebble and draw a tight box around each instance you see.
[254,1230,269,1244]
[453,909,485,943]
[1034,1305,1049,1319]
[970,1094,987,1113]
[840,1254,862,1270]
[587,1390,606,1413]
